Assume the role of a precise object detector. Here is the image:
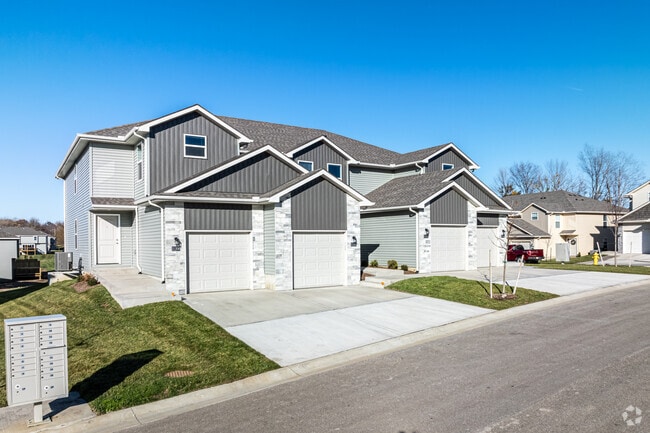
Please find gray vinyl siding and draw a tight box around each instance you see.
[478,213,500,227]
[184,203,252,231]
[91,143,134,198]
[149,112,240,193]
[426,149,470,172]
[138,206,162,278]
[393,166,419,178]
[349,167,395,195]
[430,189,468,225]
[188,153,300,193]
[292,141,349,183]
[291,179,346,231]
[90,212,135,266]
[451,173,502,208]
[135,140,145,200]
[64,147,92,269]
[264,205,275,274]
[361,211,416,267]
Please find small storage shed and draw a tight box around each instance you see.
[0,236,19,281]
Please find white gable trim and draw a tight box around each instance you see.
[165,145,307,193]
[265,170,373,206]
[420,143,480,170]
[286,136,359,163]
[443,168,511,209]
[416,182,484,209]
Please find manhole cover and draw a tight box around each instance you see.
[165,370,194,378]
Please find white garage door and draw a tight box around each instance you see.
[187,233,251,293]
[623,227,645,253]
[430,226,467,272]
[294,233,345,289]
[477,228,502,267]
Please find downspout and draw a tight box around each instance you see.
[133,131,147,274]
[409,207,419,271]
[148,200,165,283]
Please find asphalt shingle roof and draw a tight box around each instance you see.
[502,191,625,213]
[508,219,550,237]
[620,202,650,222]
[0,227,50,237]
[364,171,453,208]
[86,121,149,137]
[91,197,135,206]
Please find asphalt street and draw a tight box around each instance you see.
[119,281,650,433]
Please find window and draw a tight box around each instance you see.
[184,134,207,159]
[73,164,77,194]
[298,160,313,171]
[135,143,143,181]
[602,215,608,227]
[74,219,78,249]
[531,212,539,221]
[441,163,454,171]
[327,163,342,179]
[555,215,561,229]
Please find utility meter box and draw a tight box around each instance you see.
[5,315,68,406]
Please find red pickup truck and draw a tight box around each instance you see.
[507,244,545,263]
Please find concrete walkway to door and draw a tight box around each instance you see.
[184,286,492,366]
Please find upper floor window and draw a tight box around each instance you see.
[135,143,143,181]
[441,163,454,171]
[555,215,561,229]
[327,163,342,179]
[298,160,313,171]
[184,134,207,159]
[602,215,608,227]
[73,164,78,194]
[531,212,539,221]
[74,219,78,249]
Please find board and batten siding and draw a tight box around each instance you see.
[425,149,470,172]
[149,112,240,193]
[189,153,300,194]
[293,141,349,183]
[291,179,346,231]
[263,205,275,274]
[477,212,501,227]
[450,173,502,208]
[91,143,134,198]
[349,167,396,195]
[361,211,416,268]
[184,203,252,231]
[430,189,468,225]
[64,147,92,269]
[138,206,162,278]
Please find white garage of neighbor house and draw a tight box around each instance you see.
[619,202,650,254]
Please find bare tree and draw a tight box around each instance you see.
[578,144,609,200]
[509,161,542,194]
[493,168,518,197]
[540,159,572,191]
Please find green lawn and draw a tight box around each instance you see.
[0,281,278,414]
[529,260,650,275]
[389,276,558,310]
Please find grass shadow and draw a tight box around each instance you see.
[0,282,47,305]
[71,349,162,403]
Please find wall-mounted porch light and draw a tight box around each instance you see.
[424,228,430,238]
[351,236,358,247]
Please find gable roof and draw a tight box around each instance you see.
[0,227,51,237]
[508,219,551,238]
[502,191,626,214]
[620,201,650,223]
[625,180,650,196]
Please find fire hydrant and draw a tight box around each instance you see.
[592,251,600,265]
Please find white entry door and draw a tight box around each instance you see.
[187,233,251,292]
[293,233,345,289]
[96,215,121,264]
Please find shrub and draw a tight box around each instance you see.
[576,252,581,257]
[78,272,100,286]
[369,260,379,267]
[400,264,409,272]
[387,260,398,269]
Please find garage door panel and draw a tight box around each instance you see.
[188,233,251,293]
[294,233,345,289]
[477,228,502,268]
[430,226,467,272]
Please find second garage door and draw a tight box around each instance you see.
[430,226,467,272]
[293,233,345,289]
[477,227,502,267]
[187,233,251,293]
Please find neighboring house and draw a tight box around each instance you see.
[0,227,53,255]
[620,181,650,253]
[503,191,624,258]
[507,218,551,249]
[56,104,509,295]
[0,231,20,280]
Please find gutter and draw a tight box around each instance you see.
[148,200,165,283]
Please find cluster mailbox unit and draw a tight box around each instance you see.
[4,314,68,423]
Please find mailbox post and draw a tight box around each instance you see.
[4,314,68,424]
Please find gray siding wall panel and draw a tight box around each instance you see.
[361,211,416,267]
[91,143,134,198]
[426,149,470,172]
[189,153,299,193]
[264,205,275,274]
[64,147,92,269]
[430,189,468,225]
[477,213,500,227]
[452,173,501,208]
[291,179,346,231]
[293,141,348,183]
[393,167,419,178]
[185,203,252,231]
[149,112,239,193]
[349,167,394,195]
[138,206,162,278]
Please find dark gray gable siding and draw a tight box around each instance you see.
[292,140,349,183]
[291,179,346,231]
[186,153,300,194]
[149,112,240,193]
[430,189,468,225]
[451,173,502,208]
[477,212,500,227]
[185,203,252,231]
[426,148,470,172]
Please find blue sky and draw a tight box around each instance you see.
[2,1,649,223]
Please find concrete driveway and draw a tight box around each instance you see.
[184,286,492,366]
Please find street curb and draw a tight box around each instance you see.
[6,279,648,433]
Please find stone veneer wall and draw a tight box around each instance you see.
[163,203,186,295]
[345,195,361,285]
[497,215,508,265]
[467,204,478,270]
[251,205,265,289]
[418,205,432,272]
[273,197,293,291]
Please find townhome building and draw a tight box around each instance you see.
[620,181,650,253]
